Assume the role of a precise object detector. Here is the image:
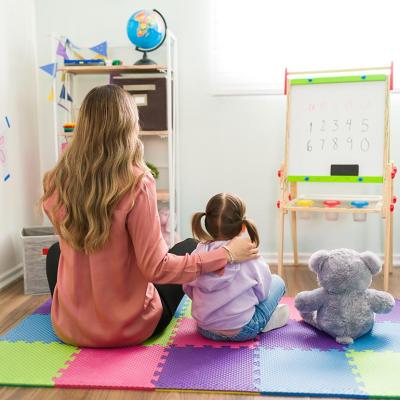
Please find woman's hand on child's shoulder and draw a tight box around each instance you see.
[224,236,259,263]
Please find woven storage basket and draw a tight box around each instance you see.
[21,226,58,294]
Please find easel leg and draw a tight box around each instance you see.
[384,213,391,291]
[389,211,394,274]
[278,210,285,277]
[291,211,298,265]
[289,182,298,266]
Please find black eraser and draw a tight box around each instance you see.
[330,164,359,176]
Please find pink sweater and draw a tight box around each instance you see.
[44,171,228,347]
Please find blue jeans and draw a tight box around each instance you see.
[198,274,286,342]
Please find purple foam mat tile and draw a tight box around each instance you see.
[375,299,400,323]
[33,298,52,315]
[259,320,346,351]
[153,345,257,392]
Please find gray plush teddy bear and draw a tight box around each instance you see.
[295,248,395,344]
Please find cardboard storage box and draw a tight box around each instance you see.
[111,76,168,131]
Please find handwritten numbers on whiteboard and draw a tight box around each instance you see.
[347,137,353,150]
[361,118,369,132]
[305,118,372,153]
[361,138,370,152]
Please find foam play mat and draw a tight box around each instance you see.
[1,296,400,397]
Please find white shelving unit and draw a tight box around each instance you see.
[53,32,179,246]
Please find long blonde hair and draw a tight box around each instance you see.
[192,193,260,246]
[41,84,147,253]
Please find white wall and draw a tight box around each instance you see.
[0,0,42,287]
[33,0,400,262]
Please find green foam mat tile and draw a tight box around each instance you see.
[142,317,180,347]
[0,341,79,387]
[346,349,400,398]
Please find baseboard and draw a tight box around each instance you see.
[261,252,400,267]
[0,263,23,290]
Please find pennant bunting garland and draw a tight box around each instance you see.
[40,63,57,77]
[59,85,73,102]
[47,87,54,101]
[40,38,108,104]
[56,41,69,60]
[90,41,108,57]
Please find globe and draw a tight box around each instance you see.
[126,9,167,65]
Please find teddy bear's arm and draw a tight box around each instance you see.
[295,288,325,313]
[366,289,395,314]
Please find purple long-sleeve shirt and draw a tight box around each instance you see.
[183,240,272,331]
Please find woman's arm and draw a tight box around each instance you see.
[127,175,229,284]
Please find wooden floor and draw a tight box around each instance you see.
[1,265,399,400]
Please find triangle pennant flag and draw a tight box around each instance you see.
[40,63,57,77]
[90,41,108,57]
[59,85,73,102]
[56,41,69,60]
[47,87,54,101]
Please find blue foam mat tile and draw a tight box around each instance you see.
[173,295,190,318]
[0,314,62,344]
[254,347,367,397]
[348,322,400,352]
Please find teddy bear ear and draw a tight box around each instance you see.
[360,251,382,275]
[309,250,330,274]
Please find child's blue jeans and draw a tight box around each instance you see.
[197,274,286,342]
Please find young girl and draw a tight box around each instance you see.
[184,193,289,341]
[40,85,258,348]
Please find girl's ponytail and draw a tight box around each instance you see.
[243,218,260,247]
[192,212,213,242]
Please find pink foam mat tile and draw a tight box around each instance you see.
[281,297,302,321]
[172,317,259,349]
[54,345,165,390]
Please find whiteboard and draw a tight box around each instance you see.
[287,77,387,182]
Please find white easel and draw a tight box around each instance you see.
[277,66,396,291]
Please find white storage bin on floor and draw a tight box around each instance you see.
[21,226,58,295]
